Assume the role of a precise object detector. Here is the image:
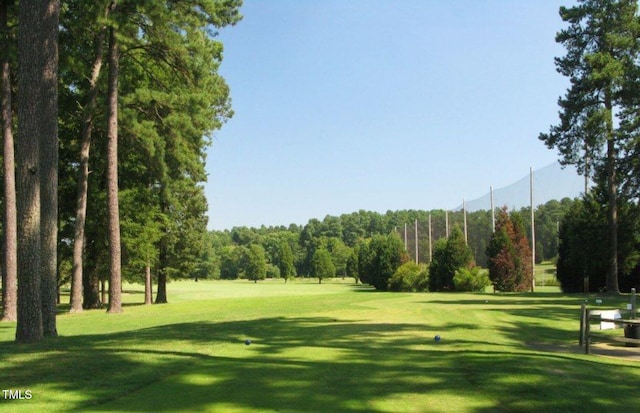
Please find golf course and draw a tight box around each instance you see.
[2,279,640,412]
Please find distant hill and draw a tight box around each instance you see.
[456,161,585,212]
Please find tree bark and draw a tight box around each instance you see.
[82,268,102,309]
[1,0,17,323]
[606,133,619,294]
[70,21,107,313]
[39,0,60,338]
[155,263,167,304]
[144,262,152,305]
[16,0,44,343]
[106,21,122,313]
[155,198,168,304]
[605,93,619,295]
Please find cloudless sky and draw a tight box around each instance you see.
[205,0,579,230]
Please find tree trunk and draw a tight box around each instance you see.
[101,279,107,304]
[155,206,168,304]
[82,268,102,309]
[39,0,60,338]
[70,23,107,313]
[606,135,620,294]
[605,93,619,295]
[16,0,44,343]
[144,261,152,305]
[155,267,167,304]
[106,22,122,313]
[1,0,17,323]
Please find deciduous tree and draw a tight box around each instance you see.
[311,248,335,284]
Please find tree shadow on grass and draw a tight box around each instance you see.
[2,315,640,412]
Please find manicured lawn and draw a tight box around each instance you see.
[535,262,559,287]
[1,279,640,412]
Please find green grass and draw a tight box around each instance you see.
[535,262,560,287]
[2,279,640,412]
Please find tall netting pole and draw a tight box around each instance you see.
[490,186,495,233]
[428,213,432,263]
[414,219,418,264]
[530,166,535,292]
[463,198,468,244]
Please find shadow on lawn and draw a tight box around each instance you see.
[2,313,640,412]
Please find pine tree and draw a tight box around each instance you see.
[15,0,60,343]
[1,0,17,322]
[539,0,640,294]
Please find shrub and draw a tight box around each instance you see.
[453,267,491,292]
[266,263,281,279]
[429,227,474,291]
[359,234,408,291]
[388,262,429,292]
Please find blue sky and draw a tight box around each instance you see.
[205,0,579,230]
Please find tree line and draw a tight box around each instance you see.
[205,201,571,283]
[206,192,640,294]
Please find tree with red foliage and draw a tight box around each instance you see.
[487,207,533,292]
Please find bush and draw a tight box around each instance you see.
[388,262,429,292]
[429,227,474,291]
[358,234,408,291]
[266,263,281,279]
[453,267,491,292]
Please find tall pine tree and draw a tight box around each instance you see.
[539,0,640,294]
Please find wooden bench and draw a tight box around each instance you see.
[579,305,640,354]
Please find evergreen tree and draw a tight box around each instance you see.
[539,0,640,294]
[363,234,407,291]
[15,0,60,343]
[105,4,122,313]
[487,208,533,292]
[557,191,640,292]
[429,227,474,291]
[1,0,16,322]
[278,239,296,282]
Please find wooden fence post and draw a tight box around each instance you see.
[580,303,586,346]
[585,309,591,355]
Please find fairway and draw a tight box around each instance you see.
[2,280,640,412]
